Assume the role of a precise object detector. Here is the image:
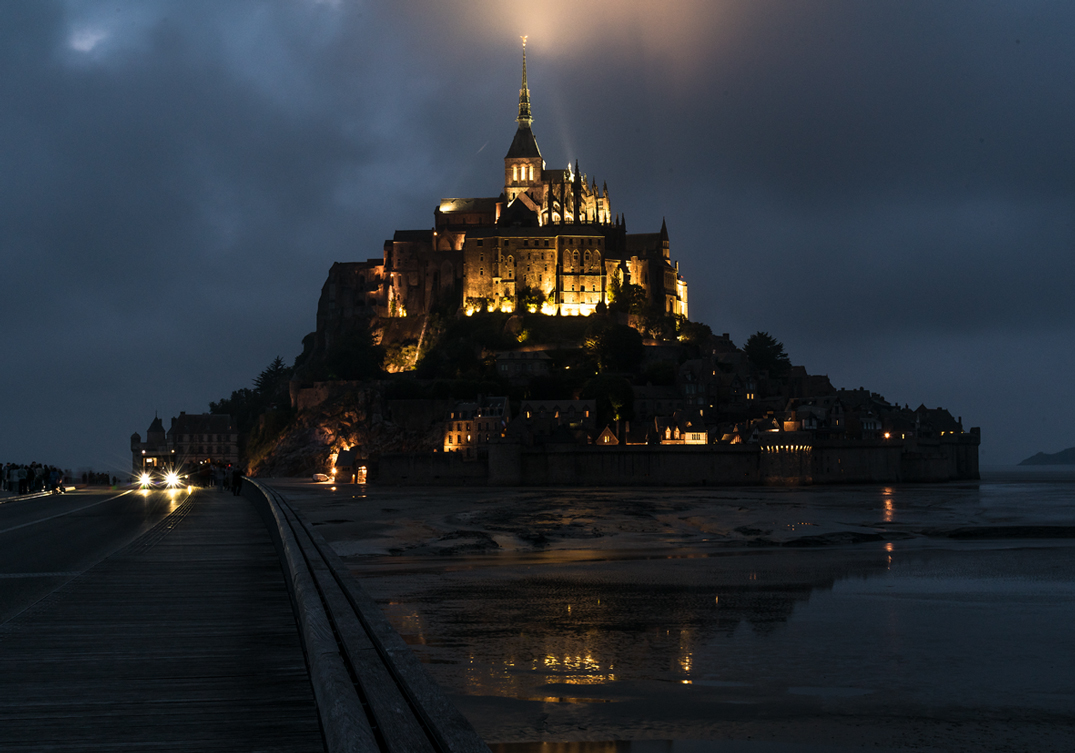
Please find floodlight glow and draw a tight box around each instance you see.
[164,470,180,488]
[139,472,152,487]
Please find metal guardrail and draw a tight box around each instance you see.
[245,478,491,753]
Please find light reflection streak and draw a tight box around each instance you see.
[882,487,895,523]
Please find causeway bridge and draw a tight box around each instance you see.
[0,481,490,752]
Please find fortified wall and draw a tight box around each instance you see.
[375,432,980,487]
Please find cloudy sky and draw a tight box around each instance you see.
[2,0,1073,472]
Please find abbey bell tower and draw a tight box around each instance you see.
[504,37,544,203]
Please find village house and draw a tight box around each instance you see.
[130,412,239,473]
[496,350,552,383]
[442,396,510,459]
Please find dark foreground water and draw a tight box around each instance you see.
[278,467,1075,752]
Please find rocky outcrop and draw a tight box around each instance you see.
[250,381,441,477]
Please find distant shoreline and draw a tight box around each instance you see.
[1018,447,1075,466]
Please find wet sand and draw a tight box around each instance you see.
[267,469,1075,752]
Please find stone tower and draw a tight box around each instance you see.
[504,37,544,203]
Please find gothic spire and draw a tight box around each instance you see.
[517,36,532,128]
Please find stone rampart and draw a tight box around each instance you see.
[377,452,487,486]
[511,444,760,486]
[379,433,980,487]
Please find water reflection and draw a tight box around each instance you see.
[307,478,1075,748]
[379,551,890,701]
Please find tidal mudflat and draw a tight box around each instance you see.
[269,468,1075,752]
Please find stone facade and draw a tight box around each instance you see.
[130,412,238,473]
[315,42,688,334]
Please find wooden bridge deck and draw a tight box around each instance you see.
[0,490,324,752]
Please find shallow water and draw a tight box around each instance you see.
[276,467,1075,752]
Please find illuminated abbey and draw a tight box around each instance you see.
[319,40,687,327]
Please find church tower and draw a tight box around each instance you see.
[504,37,544,203]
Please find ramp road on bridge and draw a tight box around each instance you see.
[0,487,324,752]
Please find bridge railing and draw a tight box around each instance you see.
[244,478,491,753]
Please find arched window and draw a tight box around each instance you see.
[512,165,518,182]
[573,250,579,269]
[528,165,534,181]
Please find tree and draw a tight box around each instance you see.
[254,356,291,398]
[609,283,646,314]
[517,286,545,313]
[211,356,295,438]
[591,324,645,372]
[744,331,791,378]
[677,319,712,346]
[580,374,635,425]
[607,273,622,306]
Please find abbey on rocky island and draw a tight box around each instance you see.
[319,40,688,330]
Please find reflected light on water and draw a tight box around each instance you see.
[882,487,895,522]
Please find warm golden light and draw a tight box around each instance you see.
[139,472,152,487]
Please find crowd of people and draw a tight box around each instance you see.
[1,462,245,498]
[187,464,244,495]
[1,462,69,495]
[82,471,118,486]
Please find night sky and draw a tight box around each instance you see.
[3,0,1073,473]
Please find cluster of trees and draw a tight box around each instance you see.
[210,356,293,435]
[742,331,791,379]
[212,297,797,467]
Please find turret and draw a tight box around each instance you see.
[504,36,544,202]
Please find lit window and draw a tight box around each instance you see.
[513,165,517,181]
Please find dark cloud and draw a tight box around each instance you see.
[2,0,1072,470]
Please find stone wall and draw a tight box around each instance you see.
[377,434,980,487]
[376,452,488,486]
[507,444,761,486]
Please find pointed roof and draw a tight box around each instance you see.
[506,126,542,160]
[505,38,543,160]
[517,36,532,128]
